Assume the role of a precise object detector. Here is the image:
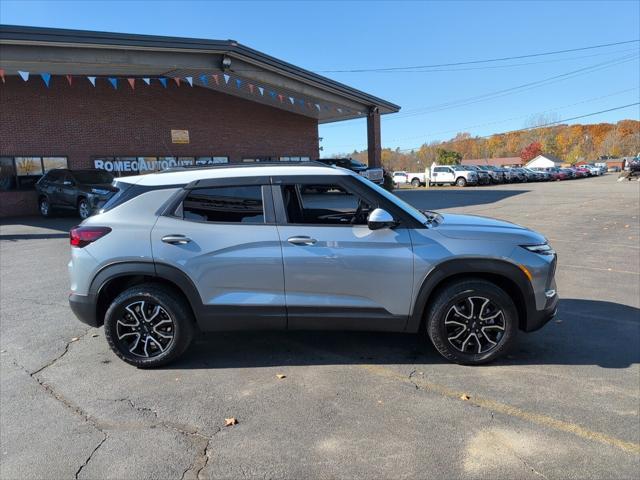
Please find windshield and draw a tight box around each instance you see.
[353,174,428,224]
[73,170,114,184]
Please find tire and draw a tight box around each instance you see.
[411,178,421,188]
[104,284,195,368]
[77,197,91,220]
[455,177,467,187]
[425,279,517,365]
[38,196,52,217]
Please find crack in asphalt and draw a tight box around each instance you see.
[74,433,108,479]
[30,328,91,376]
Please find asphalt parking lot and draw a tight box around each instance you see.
[1,174,639,479]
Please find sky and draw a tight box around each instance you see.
[1,0,639,156]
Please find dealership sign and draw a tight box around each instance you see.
[94,157,227,173]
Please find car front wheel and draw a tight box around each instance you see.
[425,279,517,365]
[104,284,195,368]
[77,198,91,219]
[455,177,467,187]
[411,178,421,188]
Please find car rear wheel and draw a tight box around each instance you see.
[39,197,51,217]
[455,177,467,187]
[425,279,517,365]
[104,284,195,368]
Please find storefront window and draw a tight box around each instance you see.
[0,156,68,190]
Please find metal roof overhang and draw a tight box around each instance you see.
[0,25,400,124]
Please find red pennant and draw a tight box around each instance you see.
[174,77,181,87]
[212,74,219,85]
[65,74,73,86]
[127,78,135,90]
[248,84,254,94]
[0,69,5,84]
[278,94,284,103]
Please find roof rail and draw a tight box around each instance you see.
[160,160,332,173]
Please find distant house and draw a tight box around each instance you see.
[461,156,522,167]
[525,154,564,169]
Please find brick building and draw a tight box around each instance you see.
[0,25,399,216]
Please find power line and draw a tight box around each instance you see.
[327,87,640,149]
[318,39,640,73]
[395,103,640,153]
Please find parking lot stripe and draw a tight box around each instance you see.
[359,364,640,455]
[560,264,640,275]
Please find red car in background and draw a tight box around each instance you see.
[547,167,567,180]
[573,166,591,177]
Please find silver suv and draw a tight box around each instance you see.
[68,163,558,368]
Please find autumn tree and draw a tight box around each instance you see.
[520,142,543,162]
[436,148,462,165]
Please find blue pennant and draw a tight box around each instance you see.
[159,78,168,88]
[235,79,242,89]
[18,71,29,82]
[40,73,51,87]
[199,74,208,85]
[108,77,118,89]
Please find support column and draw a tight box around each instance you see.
[367,106,381,168]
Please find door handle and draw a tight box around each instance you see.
[287,236,317,246]
[162,234,191,245]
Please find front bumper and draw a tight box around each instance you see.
[69,293,100,327]
[524,291,559,332]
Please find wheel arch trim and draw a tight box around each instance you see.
[407,257,535,332]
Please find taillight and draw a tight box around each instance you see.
[70,226,112,248]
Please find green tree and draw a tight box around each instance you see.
[436,148,462,165]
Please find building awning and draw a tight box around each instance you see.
[0,24,400,124]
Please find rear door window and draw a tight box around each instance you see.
[182,186,265,224]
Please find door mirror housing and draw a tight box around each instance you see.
[368,208,396,230]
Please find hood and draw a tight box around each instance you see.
[434,213,546,243]
[80,182,118,192]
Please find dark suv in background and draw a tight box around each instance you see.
[36,169,115,219]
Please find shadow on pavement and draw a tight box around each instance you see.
[0,215,78,240]
[396,189,529,210]
[171,298,639,370]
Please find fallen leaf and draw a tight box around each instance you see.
[70,337,79,342]
[276,374,286,379]
[91,334,99,338]
[224,417,238,426]
[624,225,630,228]
[460,394,471,401]
[377,400,383,404]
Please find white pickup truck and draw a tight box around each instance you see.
[406,165,478,187]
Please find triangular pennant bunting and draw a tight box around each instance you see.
[185,76,193,87]
[199,74,208,85]
[248,84,254,94]
[0,69,4,84]
[223,74,230,84]
[40,73,51,87]
[88,76,96,87]
[108,77,118,89]
[258,86,264,96]
[235,79,242,89]
[143,78,151,85]
[269,91,276,99]
[289,97,295,104]
[127,78,136,90]
[18,71,29,82]
[174,77,181,87]
[315,103,321,111]
[212,74,219,85]
[278,94,284,103]
[159,78,168,88]
[66,74,73,86]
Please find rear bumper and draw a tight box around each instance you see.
[69,293,100,327]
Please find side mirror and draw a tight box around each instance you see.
[368,208,396,230]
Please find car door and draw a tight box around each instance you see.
[272,176,414,331]
[151,182,286,331]
[59,172,78,207]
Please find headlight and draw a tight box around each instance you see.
[91,188,110,195]
[522,243,556,256]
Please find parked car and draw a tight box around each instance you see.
[573,167,590,178]
[481,165,505,184]
[465,165,491,185]
[36,169,115,219]
[392,171,408,186]
[507,168,528,183]
[560,168,576,179]
[68,162,558,367]
[428,164,478,187]
[522,168,545,181]
[317,158,384,185]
